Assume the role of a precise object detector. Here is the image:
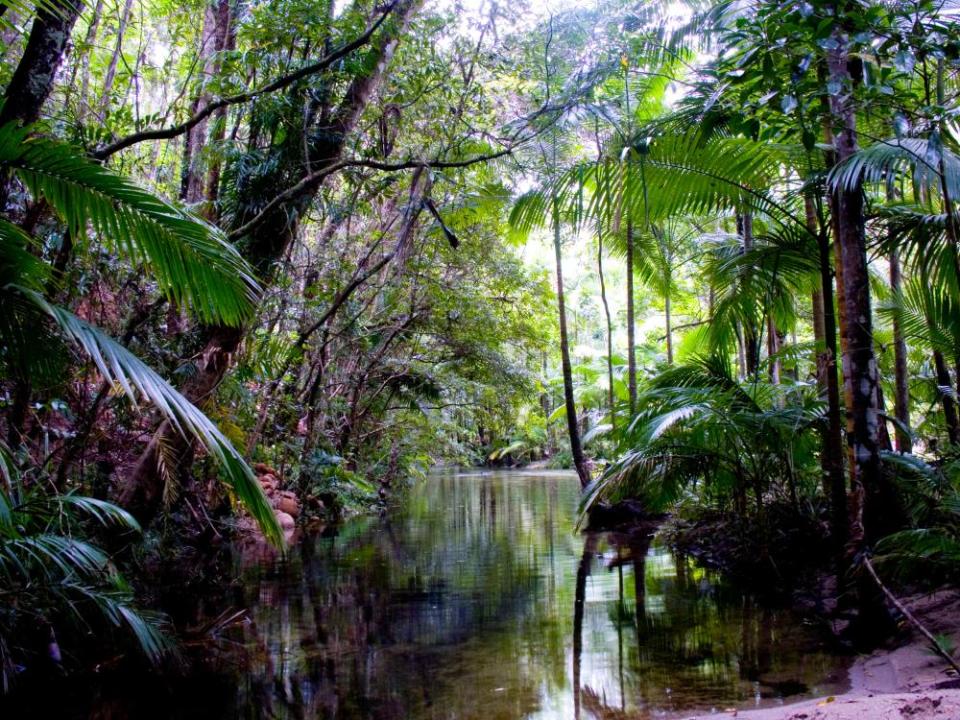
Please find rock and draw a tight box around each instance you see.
[254,462,279,477]
[277,495,300,518]
[275,511,296,530]
[259,477,277,493]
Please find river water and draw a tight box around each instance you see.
[13,469,849,719]
[216,470,847,719]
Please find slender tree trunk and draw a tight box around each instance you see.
[934,350,959,443]
[180,0,234,204]
[826,35,883,556]
[72,0,105,120]
[807,195,847,547]
[597,228,615,429]
[812,287,827,393]
[626,219,637,414]
[0,0,82,128]
[738,211,759,376]
[824,33,903,652]
[664,291,673,365]
[553,197,590,488]
[888,258,911,452]
[736,322,747,380]
[767,316,780,384]
[204,2,238,213]
[98,0,135,117]
[540,350,553,452]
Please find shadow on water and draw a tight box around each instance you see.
[4,471,849,719]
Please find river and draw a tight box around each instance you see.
[17,469,850,718]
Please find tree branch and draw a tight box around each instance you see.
[226,147,513,241]
[862,555,960,676]
[657,318,707,340]
[91,5,396,160]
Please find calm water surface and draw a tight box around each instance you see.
[10,470,849,719]
[220,470,847,719]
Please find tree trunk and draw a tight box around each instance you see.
[540,350,553,451]
[888,259,911,452]
[664,290,673,365]
[826,39,879,555]
[553,197,590,489]
[118,0,424,523]
[934,350,959,444]
[180,0,234,204]
[626,219,637,414]
[597,227,615,429]
[98,0,135,118]
[71,0,105,120]
[812,287,826,388]
[0,0,82,128]
[767,316,780,384]
[825,27,904,582]
[736,321,747,380]
[738,211,759,376]
[806,195,847,547]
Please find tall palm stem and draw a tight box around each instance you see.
[553,196,590,488]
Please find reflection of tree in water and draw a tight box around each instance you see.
[571,529,844,720]
[232,473,579,720]
[75,473,843,719]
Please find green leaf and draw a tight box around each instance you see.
[15,288,284,547]
[0,123,260,326]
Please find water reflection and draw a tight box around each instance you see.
[8,471,848,719]
[226,471,846,719]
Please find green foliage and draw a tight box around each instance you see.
[0,452,168,690]
[300,450,376,512]
[0,123,281,546]
[0,123,259,326]
[582,355,822,515]
[874,451,960,583]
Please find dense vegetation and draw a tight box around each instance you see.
[2,0,960,694]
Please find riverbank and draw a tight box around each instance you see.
[684,588,960,720]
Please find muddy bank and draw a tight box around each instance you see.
[682,589,960,720]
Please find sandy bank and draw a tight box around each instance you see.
[682,589,960,720]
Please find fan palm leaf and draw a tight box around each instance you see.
[0,466,170,685]
[879,277,960,365]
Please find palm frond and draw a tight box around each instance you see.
[829,135,960,201]
[15,288,283,546]
[0,123,260,326]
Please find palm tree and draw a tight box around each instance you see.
[582,354,822,519]
[0,446,168,689]
[0,122,282,545]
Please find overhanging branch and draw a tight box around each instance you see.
[226,147,514,241]
[91,5,397,160]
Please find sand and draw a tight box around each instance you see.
[682,589,960,720]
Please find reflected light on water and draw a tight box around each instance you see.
[7,470,848,719]
[224,470,848,719]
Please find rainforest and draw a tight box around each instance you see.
[2,0,960,718]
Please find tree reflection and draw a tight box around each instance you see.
[58,472,846,719]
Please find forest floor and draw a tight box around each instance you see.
[683,588,960,720]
